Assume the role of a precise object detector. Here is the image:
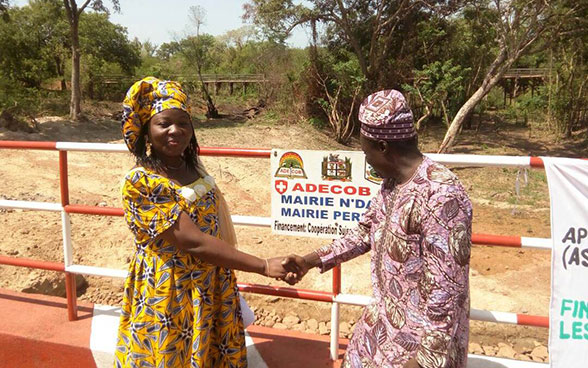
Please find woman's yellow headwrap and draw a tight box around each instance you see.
[121,76,191,152]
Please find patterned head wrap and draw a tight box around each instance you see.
[121,76,191,152]
[358,89,416,141]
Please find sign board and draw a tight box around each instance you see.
[544,157,588,367]
[270,149,382,239]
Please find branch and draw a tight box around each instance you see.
[63,0,73,22]
[283,15,313,35]
[77,0,93,16]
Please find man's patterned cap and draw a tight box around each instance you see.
[358,89,416,141]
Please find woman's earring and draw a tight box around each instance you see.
[146,141,152,157]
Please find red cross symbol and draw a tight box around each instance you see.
[275,180,288,195]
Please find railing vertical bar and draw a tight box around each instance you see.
[330,265,342,361]
[65,272,78,321]
[330,301,340,361]
[59,150,78,321]
[332,265,341,295]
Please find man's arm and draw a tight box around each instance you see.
[282,187,384,280]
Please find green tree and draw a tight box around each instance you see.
[63,0,119,120]
[79,11,140,97]
[244,0,463,88]
[0,0,67,88]
[545,9,588,138]
[404,60,470,130]
[0,1,138,106]
[314,50,365,144]
[438,0,586,152]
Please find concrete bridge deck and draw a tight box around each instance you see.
[0,288,548,368]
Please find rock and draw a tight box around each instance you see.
[273,323,288,330]
[482,345,497,356]
[22,272,88,297]
[517,354,533,361]
[340,322,351,335]
[307,319,319,330]
[283,315,300,327]
[262,320,275,328]
[468,342,483,354]
[497,343,516,359]
[318,322,330,335]
[291,323,306,332]
[530,345,548,361]
[513,338,536,354]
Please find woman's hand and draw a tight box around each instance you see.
[262,252,320,285]
[264,257,294,280]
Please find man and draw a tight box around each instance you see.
[285,90,472,368]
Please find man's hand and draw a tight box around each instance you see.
[280,254,309,284]
[280,251,323,284]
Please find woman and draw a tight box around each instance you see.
[115,77,294,368]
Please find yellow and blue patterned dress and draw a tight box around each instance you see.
[115,167,247,368]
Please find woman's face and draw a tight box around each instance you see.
[147,109,193,159]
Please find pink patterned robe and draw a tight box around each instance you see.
[316,157,472,368]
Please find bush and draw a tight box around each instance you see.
[0,78,42,115]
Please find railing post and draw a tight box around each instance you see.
[330,264,342,361]
[59,150,78,321]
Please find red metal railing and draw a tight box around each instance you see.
[0,140,566,331]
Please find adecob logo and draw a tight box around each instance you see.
[274,151,307,179]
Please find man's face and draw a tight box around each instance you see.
[360,135,388,177]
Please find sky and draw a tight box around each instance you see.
[12,0,310,48]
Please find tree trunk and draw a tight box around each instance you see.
[66,3,82,121]
[440,100,450,127]
[438,70,505,152]
[438,47,510,153]
[415,105,431,131]
[70,39,81,119]
[196,65,218,118]
[55,56,67,91]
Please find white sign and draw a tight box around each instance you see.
[270,149,382,239]
[544,157,588,368]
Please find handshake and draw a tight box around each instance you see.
[263,253,320,285]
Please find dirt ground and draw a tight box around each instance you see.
[0,102,586,353]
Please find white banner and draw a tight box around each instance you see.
[544,157,588,367]
[270,149,381,239]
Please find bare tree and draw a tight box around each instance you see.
[315,73,361,144]
[438,0,582,152]
[187,5,219,118]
